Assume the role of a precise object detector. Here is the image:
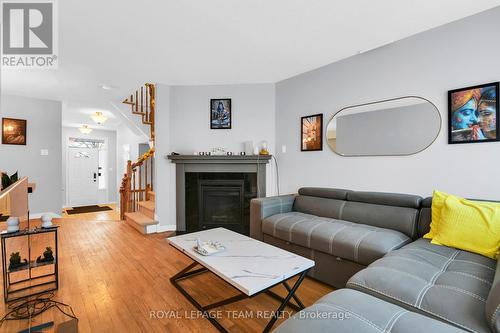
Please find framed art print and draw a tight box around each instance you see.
[301,113,323,151]
[448,82,499,144]
[2,118,27,145]
[210,99,231,129]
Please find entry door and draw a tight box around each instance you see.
[68,147,99,207]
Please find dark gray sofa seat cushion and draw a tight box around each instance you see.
[262,212,410,266]
[347,239,496,333]
[486,259,500,333]
[273,289,466,333]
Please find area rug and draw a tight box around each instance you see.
[65,205,113,215]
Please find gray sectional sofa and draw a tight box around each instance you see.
[250,188,499,333]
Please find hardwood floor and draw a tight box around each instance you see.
[0,218,333,332]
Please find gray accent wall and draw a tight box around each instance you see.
[275,7,500,199]
[0,94,62,215]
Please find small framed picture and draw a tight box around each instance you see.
[301,114,323,151]
[210,99,231,129]
[2,118,27,145]
[448,82,499,144]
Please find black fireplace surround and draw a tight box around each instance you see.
[186,173,257,235]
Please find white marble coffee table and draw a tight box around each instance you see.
[168,227,315,333]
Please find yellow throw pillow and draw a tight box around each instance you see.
[431,195,500,259]
[423,190,449,240]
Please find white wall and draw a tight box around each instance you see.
[61,127,117,207]
[275,7,500,199]
[116,123,148,203]
[0,95,62,215]
[155,83,277,230]
[170,84,276,154]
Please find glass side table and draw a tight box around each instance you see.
[1,225,59,302]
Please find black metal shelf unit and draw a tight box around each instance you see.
[1,226,59,302]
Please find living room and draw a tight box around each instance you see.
[0,1,499,332]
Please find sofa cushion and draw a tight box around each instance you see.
[347,238,496,333]
[293,195,346,220]
[347,191,422,209]
[273,289,466,333]
[262,212,410,266]
[418,197,433,237]
[298,187,351,200]
[342,201,419,239]
[486,259,500,333]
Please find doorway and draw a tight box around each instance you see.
[67,138,105,207]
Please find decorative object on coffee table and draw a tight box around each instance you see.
[301,113,323,151]
[168,227,314,333]
[210,98,231,129]
[2,118,27,145]
[448,82,499,144]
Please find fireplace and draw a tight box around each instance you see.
[168,154,271,234]
[186,173,256,234]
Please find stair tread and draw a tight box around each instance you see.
[138,200,155,211]
[124,212,157,226]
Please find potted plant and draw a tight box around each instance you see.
[37,247,54,263]
[9,252,28,270]
[43,247,54,260]
[1,171,18,191]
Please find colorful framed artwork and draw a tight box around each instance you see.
[210,99,231,129]
[301,113,323,151]
[448,82,499,144]
[2,118,27,145]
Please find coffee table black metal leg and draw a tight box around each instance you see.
[170,262,308,333]
[262,270,307,333]
[283,280,305,309]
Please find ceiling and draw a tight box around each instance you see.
[2,0,500,130]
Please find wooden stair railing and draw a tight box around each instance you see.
[122,83,156,142]
[119,148,154,220]
[120,82,156,221]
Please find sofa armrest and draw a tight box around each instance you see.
[250,194,296,241]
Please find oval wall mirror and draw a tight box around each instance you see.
[326,96,441,156]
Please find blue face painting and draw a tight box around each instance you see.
[452,98,479,129]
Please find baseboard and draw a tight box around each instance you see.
[156,225,176,233]
[30,212,62,219]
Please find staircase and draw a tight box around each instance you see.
[119,83,158,234]
[125,190,157,234]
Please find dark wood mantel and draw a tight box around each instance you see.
[167,155,271,232]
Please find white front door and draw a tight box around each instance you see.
[68,147,99,207]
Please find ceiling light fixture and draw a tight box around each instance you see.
[91,111,108,124]
[100,84,116,90]
[79,125,93,134]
